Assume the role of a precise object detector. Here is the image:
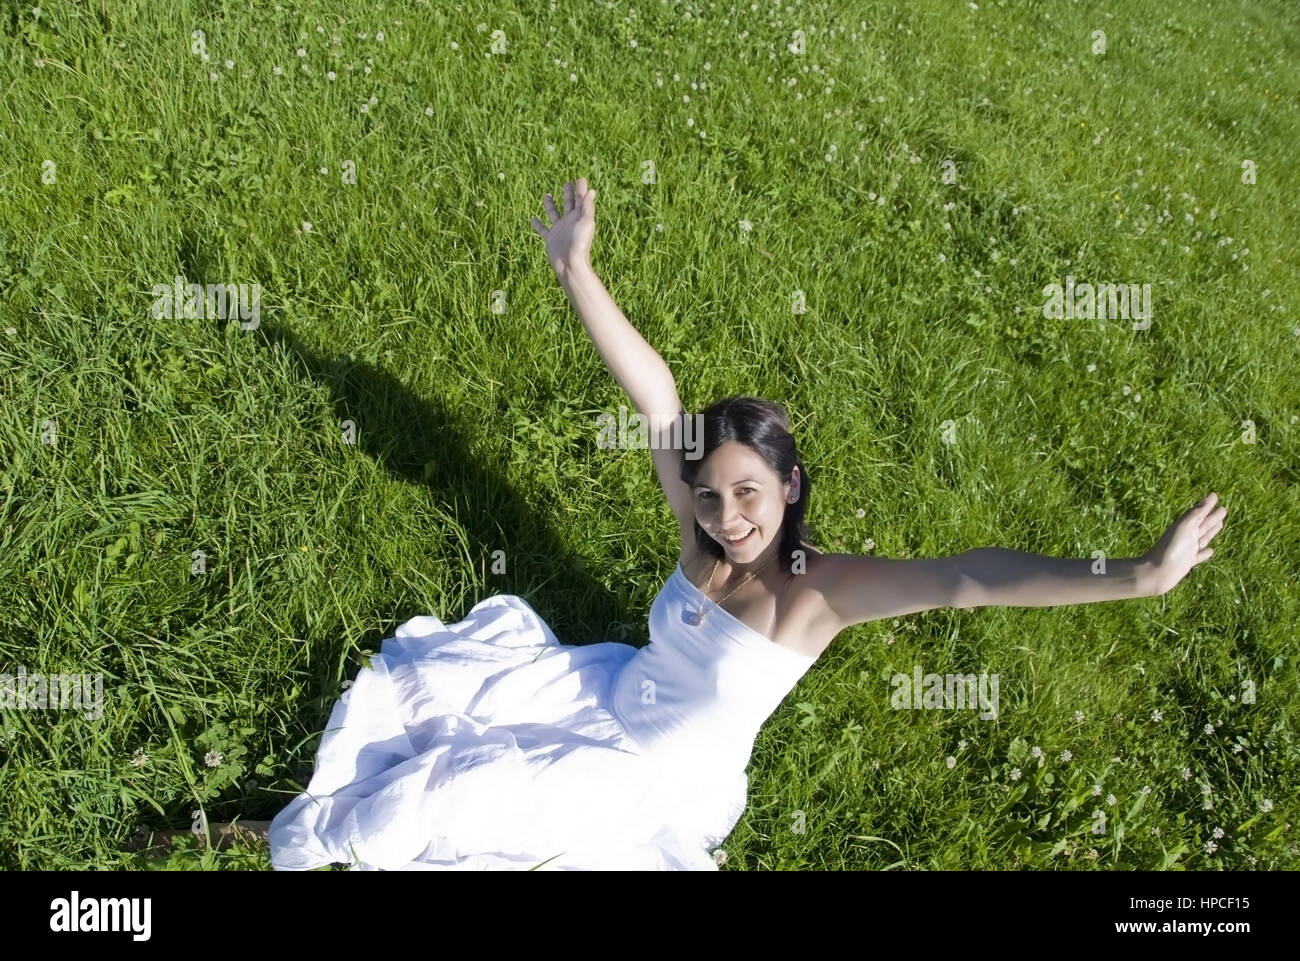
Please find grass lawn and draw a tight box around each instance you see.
[0,0,1296,869]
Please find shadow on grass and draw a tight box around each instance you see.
[250,320,631,646]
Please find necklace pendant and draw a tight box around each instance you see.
[682,608,703,626]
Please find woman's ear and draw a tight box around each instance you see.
[786,466,801,503]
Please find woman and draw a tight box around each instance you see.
[146,178,1226,869]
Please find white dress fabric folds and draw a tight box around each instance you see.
[268,562,818,870]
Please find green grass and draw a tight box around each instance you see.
[1,0,1297,870]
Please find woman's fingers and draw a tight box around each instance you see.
[535,180,593,242]
[538,179,591,224]
[1199,505,1227,533]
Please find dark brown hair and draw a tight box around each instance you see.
[677,396,818,565]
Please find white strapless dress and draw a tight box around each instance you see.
[268,562,818,870]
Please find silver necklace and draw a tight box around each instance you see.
[682,552,779,627]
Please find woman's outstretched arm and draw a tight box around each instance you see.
[953,492,1227,608]
[531,178,678,415]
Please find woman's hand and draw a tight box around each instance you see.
[530,177,596,277]
[1143,492,1227,595]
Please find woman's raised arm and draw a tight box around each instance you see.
[531,178,678,415]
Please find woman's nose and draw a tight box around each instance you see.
[718,502,745,525]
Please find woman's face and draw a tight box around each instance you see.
[691,442,799,563]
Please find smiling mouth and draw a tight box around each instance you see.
[720,527,755,545]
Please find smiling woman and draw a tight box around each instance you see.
[675,395,816,573]
[241,182,842,870]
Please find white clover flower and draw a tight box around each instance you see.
[712,848,727,866]
[1092,784,1103,796]
[273,65,283,76]
[318,166,328,175]
[297,47,307,57]
[1261,798,1274,812]
[1141,785,1152,795]
[1030,746,1043,759]
[224,59,234,70]
[1009,768,1021,781]
[327,70,336,81]
[204,750,223,768]
[1058,750,1072,763]
[1204,723,1215,735]
[1182,767,1193,780]
[376,31,385,42]
[1106,793,1117,806]
[946,756,956,769]
[1204,840,1217,854]
[425,106,434,117]
[1074,711,1085,723]
[739,219,753,232]
[1151,709,1163,722]
[301,221,313,232]
[130,748,149,768]
[450,41,459,50]
[1212,826,1224,839]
